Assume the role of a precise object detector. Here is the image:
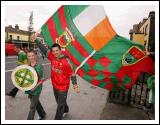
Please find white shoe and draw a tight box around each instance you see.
[36,116,41,120]
[36,114,46,120]
[62,113,68,117]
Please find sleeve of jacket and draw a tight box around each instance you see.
[36,64,45,83]
[35,39,49,57]
[65,58,77,85]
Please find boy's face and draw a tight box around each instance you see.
[27,52,37,62]
[51,47,61,58]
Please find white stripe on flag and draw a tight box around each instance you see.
[73,5,106,36]
[75,50,96,74]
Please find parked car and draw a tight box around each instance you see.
[5,43,18,56]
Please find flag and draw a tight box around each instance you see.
[40,5,154,91]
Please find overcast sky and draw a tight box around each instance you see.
[4,3,155,39]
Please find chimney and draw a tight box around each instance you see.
[15,24,19,30]
[129,29,133,40]
[129,29,133,34]
[133,24,139,33]
[8,25,12,28]
[149,11,155,18]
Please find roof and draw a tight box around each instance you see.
[5,25,44,38]
[5,26,29,35]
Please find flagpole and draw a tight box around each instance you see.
[75,50,96,74]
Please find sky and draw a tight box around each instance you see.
[4,2,155,39]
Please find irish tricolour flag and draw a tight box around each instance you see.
[40,5,154,91]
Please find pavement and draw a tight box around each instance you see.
[5,76,151,121]
[5,56,151,121]
[100,103,150,120]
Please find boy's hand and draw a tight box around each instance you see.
[31,29,41,42]
[144,50,150,56]
[31,86,36,92]
[73,84,80,93]
[31,32,38,42]
[31,82,41,92]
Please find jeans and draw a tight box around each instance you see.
[53,88,69,120]
[27,93,46,120]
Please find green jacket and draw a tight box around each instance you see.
[147,75,155,104]
[25,64,45,96]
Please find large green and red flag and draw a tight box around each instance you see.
[40,5,154,91]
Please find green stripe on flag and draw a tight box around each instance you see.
[41,24,55,48]
[53,12,63,34]
[53,10,86,63]
[110,75,118,84]
[94,62,104,71]
[83,74,92,81]
[92,54,103,60]
[107,63,119,73]
[81,63,91,73]
[65,5,89,19]
[95,74,106,80]
[122,75,131,84]
[98,82,106,88]
[67,44,85,63]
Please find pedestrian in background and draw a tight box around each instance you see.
[7,44,28,97]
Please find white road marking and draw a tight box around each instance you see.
[5,61,17,64]
[5,56,17,59]
[5,69,14,73]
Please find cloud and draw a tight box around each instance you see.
[104,5,155,38]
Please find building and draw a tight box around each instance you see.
[5,24,44,49]
[129,11,155,53]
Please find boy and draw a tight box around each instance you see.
[25,50,46,120]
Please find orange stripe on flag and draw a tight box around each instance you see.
[84,17,116,51]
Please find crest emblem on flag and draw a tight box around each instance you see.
[57,27,74,48]
[11,65,38,91]
[122,46,146,66]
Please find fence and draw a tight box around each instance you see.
[107,73,155,119]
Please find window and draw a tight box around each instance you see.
[144,41,146,47]
[145,24,148,35]
[9,35,12,40]
[17,36,20,40]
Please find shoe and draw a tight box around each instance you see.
[6,93,16,98]
[37,114,46,120]
[62,112,68,118]
[63,107,69,117]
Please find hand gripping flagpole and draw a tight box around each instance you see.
[31,29,41,42]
